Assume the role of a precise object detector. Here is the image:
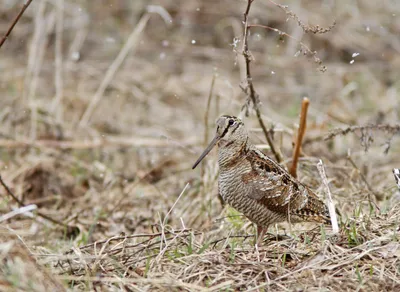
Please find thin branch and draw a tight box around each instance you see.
[290,98,309,178]
[267,0,336,34]
[325,124,400,140]
[0,0,34,49]
[248,24,326,71]
[242,0,282,163]
[0,175,31,209]
[0,175,76,231]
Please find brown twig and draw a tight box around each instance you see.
[0,0,34,49]
[0,175,76,231]
[242,0,282,163]
[289,98,309,178]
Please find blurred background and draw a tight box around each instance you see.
[0,0,399,260]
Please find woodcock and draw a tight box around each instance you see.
[192,115,330,244]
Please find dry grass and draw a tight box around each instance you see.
[1,0,400,291]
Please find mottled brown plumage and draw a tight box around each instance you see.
[193,115,330,244]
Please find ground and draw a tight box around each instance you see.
[0,0,400,291]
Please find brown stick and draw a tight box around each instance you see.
[0,0,34,49]
[0,175,75,231]
[289,98,309,178]
[242,0,282,163]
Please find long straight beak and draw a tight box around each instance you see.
[192,135,220,169]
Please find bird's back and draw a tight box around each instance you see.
[218,142,330,227]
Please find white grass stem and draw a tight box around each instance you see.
[0,204,37,222]
[158,183,189,252]
[163,183,190,226]
[317,159,339,234]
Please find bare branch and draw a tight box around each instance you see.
[248,24,326,72]
[242,0,282,163]
[268,0,336,34]
[0,0,34,49]
[325,124,400,140]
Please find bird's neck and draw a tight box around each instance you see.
[217,138,249,168]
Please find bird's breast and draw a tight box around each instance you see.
[218,164,251,202]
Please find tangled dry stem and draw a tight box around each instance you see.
[39,206,400,290]
[268,0,336,34]
[241,0,283,163]
[325,124,400,141]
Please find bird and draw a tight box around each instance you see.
[192,115,330,245]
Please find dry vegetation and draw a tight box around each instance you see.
[1,0,400,291]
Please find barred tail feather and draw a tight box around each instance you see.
[293,189,331,224]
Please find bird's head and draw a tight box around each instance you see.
[192,115,247,169]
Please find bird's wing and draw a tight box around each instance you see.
[242,149,329,221]
[242,170,308,214]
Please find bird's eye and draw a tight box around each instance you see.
[228,119,235,126]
